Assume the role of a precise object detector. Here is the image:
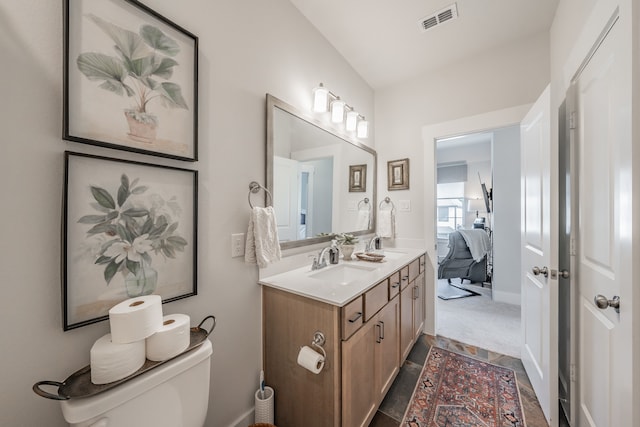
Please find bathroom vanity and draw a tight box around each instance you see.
[259,249,427,427]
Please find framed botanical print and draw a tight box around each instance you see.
[349,164,367,192]
[63,151,197,330]
[63,0,198,161]
[387,158,409,190]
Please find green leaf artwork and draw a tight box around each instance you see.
[77,14,188,141]
[78,173,187,285]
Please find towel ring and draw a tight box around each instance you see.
[379,196,396,213]
[248,181,272,209]
[357,197,371,211]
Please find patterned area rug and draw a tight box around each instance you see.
[401,347,526,426]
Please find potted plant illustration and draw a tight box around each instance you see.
[76,14,188,143]
[78,173,188,297]
[334,233,359,260]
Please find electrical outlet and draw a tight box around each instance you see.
[231,233,245,257]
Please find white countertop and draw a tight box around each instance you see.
[258,248,425,307]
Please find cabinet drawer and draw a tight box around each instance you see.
[364,279,389,321]
[419,255,426,273]
[399,266,410,290]
[388,271,401,299]
[342,296,364,340]
[408,259,420,283]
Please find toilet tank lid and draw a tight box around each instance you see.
[60,339,212,424]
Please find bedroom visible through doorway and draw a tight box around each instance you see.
[435,127,522,357]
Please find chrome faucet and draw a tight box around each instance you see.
[312,243,339,270]
[365,234,382,253]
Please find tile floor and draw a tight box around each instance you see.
[368,334,553,427]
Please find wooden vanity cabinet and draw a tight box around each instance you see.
[400,257,426,361]
[262,254,425,427]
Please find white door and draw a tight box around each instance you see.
[572,15,633,426]
[273,156,299,242]
[520,84,557,425]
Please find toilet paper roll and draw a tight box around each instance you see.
[297,345,325,374]
[146,314,191,361]
[90,333,146,385]
[109,295,163,344]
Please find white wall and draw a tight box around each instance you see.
[375,31,550,273]
[492,126,521,304]
[0,1,373,426]
[375,32,550,333]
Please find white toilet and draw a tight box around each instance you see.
[60,339,212,427]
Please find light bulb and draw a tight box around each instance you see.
[357,119,369,138]
[330,98,345,123]
[312,84,328,113]
[346,110,358,131]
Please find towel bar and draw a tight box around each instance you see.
[379,196,396,213]
[357,197,371,211]
[248,181,272,208]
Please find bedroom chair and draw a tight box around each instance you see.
[437,230,487,284]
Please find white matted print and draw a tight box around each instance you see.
[64,0,198,161]
[63,151,197,330]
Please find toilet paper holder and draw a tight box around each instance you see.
[310,331,326,360]
[311,331,325,348]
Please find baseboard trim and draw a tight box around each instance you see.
[229,408,254,427]
[492,290,521,306]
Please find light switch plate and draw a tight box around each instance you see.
[231,233,245,257]
[399,200,411,212]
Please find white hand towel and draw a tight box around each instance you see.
[377,210,396,238]
[245,206,282,268]
[355,210,371,230]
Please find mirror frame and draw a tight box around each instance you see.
[266,93,377,250]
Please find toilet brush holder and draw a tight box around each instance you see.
[254,386,274,424]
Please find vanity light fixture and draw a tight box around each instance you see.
[345,109,359,132]
[330,97,345,123]
[357,118,369,138]
[313,83,329,113]
[312,83,369,138]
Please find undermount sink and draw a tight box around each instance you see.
[309,264,378,285]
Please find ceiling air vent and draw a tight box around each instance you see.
[418,3,459,33]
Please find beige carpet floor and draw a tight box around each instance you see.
[436,279,521,358]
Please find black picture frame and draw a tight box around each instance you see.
[63,0,199,161]
[63,151,198,330]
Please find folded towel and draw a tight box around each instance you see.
[377,209,396,238]
[457,229,490,262]
[355,209,371,230]
[245,206,282,268]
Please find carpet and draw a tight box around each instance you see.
[401,347,526,427]
[437,280,480,300]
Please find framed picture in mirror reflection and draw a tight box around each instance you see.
[388,158,409,190]
[349,164,367,192]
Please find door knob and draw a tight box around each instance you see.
[559,270,570,279]
[532,266,549,278]
[594,295,620,313]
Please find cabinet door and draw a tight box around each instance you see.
[342,320,377,427]
[375,295,400,400]
[399,284,414,362]
[412,272,426,340]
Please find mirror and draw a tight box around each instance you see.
[267,94,377,249]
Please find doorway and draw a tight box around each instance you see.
[433,126,522,358]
